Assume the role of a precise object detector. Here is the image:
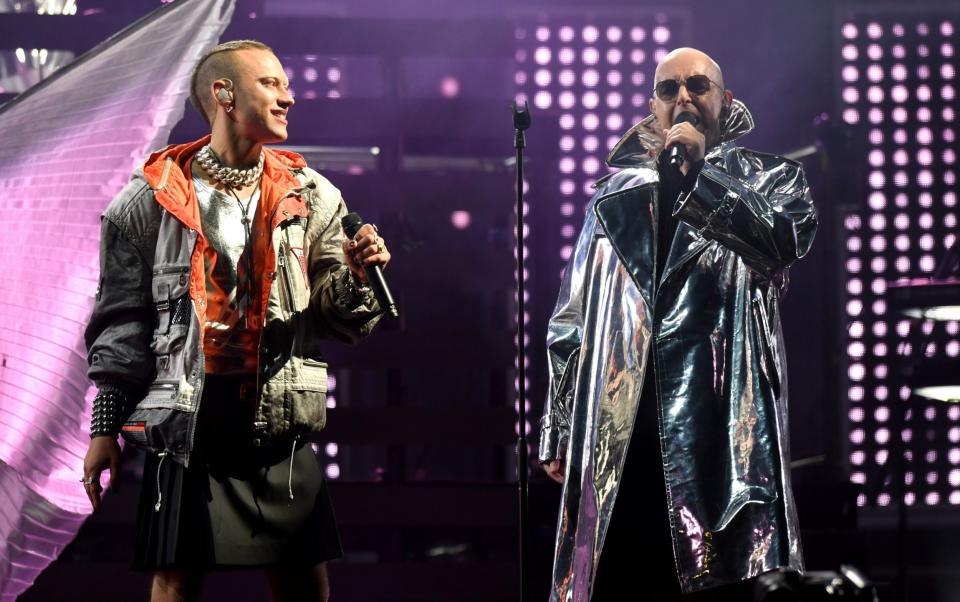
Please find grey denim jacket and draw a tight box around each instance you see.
[85,142,381,466]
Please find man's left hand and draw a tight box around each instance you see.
[663,122,706,174]
[342,223,390,283]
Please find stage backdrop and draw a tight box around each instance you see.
[0,0,235,598]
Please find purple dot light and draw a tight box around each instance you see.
[652,26,671,44]
[535,46,552,65]
[534,90,552,109]
[440,76,460,98]
[583,69,600,87]
[582,91,599,109]
[582,47,599,66]
[450,210,471,229]
[582,25,599,43]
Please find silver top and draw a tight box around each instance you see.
[194,174,261,374]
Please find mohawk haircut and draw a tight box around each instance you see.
[188,39,275,125]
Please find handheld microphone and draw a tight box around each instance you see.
[340,212,399,319]
[667,111,701,170]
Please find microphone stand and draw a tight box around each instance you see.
[512,100,531,602]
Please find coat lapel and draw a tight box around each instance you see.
[660,220,711,287]
[593,183,657,307]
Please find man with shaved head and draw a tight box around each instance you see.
[81,40,390,601]
[540,47,816,599]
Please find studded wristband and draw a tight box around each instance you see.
[90,386,129,438]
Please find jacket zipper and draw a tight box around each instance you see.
[254,187,309,441]
[277,240,296,319]
[183,230,204,468]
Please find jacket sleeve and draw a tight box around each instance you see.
[539,206,596,464]
[304,185,382,345]
[84,211,155,433]
[672,152,817,278]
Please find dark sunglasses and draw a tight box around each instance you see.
[653,74,721,100]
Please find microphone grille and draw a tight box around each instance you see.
[675,111,701,127]
[341,212,364,237]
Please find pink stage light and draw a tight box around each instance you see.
[450,210,471,230]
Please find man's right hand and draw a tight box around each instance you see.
[543,459,566,484]
[82,436,121,512]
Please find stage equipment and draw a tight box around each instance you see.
[837,13,960,525]
[753,566,878,602]
[888,239,960,404]
[512,99,531,602]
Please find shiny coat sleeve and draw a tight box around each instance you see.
[673,150,817,278]
[539,206,596,463]
[304,177,382,345]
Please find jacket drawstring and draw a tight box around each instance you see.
[287,436,298,501]
[154,452,169,512]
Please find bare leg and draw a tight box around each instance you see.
[265,563,330,602]
[151,570,205,602]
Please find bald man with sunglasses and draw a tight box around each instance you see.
[539,47,817,600]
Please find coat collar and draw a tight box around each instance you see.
[594,101,756,296]
[605,99,755,169]
[140,135,308,231]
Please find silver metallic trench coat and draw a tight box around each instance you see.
[539,100,817,599]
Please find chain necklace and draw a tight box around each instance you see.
[227,175,261,329]
[196,144,264,189]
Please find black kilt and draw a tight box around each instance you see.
[132,375,342,571]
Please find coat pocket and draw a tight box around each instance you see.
[298,357,329,392]
[150,268,191,356]
[288,357,328,433]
